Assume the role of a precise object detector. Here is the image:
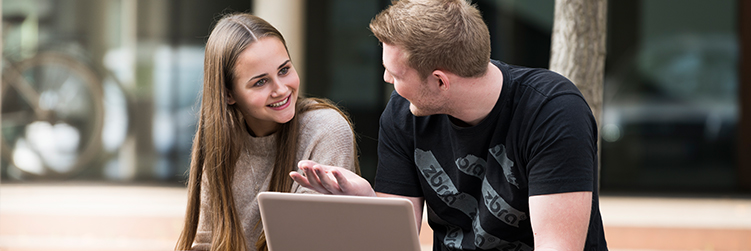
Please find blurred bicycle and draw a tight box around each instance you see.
[2,11,130,180]
[2,50,106,179]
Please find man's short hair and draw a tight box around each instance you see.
[369,0,491,79]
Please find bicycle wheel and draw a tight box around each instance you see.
[1,52,104,179]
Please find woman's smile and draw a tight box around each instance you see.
[268,94,291,109]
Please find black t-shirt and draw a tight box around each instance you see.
[375,60,608,250]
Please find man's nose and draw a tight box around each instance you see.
[383,70,394,84]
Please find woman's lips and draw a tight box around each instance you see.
[268,95,291,109]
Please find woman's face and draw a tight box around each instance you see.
[228,36,299,137]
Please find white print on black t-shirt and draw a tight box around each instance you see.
[415,149,532,251]
[482,178,527,227]
[444,224,463,249]
[455,154,486,178]
[472,215,532,251]
[415,148,478,217]
[489,144,519,189]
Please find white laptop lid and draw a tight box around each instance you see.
[257,192,421,251]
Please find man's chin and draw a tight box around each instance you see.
[409,104,428,117]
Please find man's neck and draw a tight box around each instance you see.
[447,62,503,126]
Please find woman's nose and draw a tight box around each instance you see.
[271,79,288,97]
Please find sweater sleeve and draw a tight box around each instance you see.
[292,108,357,193]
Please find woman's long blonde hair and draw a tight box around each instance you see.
[175,13,359,251]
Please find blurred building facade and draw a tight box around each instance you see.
[1,0,749,195]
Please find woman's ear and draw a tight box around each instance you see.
[432,70,451,91]
[227,89,236,105]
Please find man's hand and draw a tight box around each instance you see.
[290,160,376,197]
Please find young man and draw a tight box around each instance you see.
[291,0,608,250]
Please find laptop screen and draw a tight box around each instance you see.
[257,192,422,251]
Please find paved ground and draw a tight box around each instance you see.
[598,195,751,251]
[0,183,184,251]
[0,183,750,251]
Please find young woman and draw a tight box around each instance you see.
[175,13,359,251]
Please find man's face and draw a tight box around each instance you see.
[382,43,442,116]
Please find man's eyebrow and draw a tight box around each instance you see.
[383,64,395,76]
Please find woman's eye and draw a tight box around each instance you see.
[253,78,267,87]
[279,67,289,75]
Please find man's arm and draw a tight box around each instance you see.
[528,191,592,251]
[376,192,424,232]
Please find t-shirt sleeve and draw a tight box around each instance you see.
[374,92,424,197]
[526,93,597,196]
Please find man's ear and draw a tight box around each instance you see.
[432,70,450,91]
[227,89,236,105]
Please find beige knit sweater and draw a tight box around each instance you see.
[191,108,357,250]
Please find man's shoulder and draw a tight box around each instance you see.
[379,91,417,137]
[495,61,582,100]
[382,91,412,119]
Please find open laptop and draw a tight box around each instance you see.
[257,192,422,251]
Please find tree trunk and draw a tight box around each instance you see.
[739,0,751,191]
[549,0,607,185]
[1,0,3,182]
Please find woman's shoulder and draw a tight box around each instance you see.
[299,106,345,123]
[298,98,351,132]
[298,104,352,137]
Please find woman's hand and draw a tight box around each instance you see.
[290,160,376,197]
